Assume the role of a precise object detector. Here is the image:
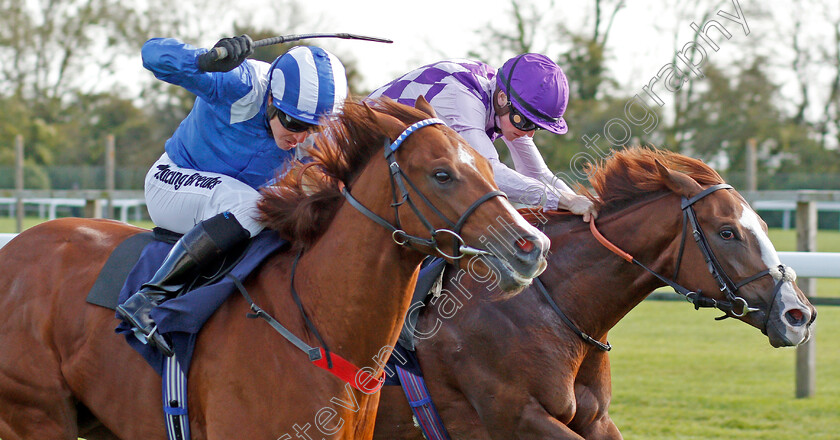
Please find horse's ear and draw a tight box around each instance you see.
[414,95,437,118]
[362,102,378,120]
[365,101,409,140]
[655,159,703,198]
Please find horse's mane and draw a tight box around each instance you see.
[258,97,433,248]
[579,146,725,214]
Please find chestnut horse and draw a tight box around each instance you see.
[373,147,816,440]
[0,98,550,440]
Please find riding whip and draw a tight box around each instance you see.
[208,33,393,61]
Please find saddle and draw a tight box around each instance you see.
[86,228,250,310]
[86,228,288,375]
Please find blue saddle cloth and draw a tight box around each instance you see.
[115,230,288,375]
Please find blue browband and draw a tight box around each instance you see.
[387,118,446,155]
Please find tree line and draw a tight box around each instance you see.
[1,0,838,191]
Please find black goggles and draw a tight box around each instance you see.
[276,108,315,133]
[508,104,538,131]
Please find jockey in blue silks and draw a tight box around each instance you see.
[116,35,348,356]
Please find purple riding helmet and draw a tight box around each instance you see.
[496,53,569,134]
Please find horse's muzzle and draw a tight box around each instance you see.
[765,283,815,347]
[471,231,549,295]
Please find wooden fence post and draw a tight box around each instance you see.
[105,134,115,219]
[795,200,817,398]
[746,138,757,192]
[83,199,104,219]
[15,135,24,233]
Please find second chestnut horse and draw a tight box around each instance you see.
[374,147,816,439]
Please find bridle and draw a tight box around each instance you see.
[593,183,792,319]
[542,183,794,352]
[342,118,507,259]
[232,118,505,392]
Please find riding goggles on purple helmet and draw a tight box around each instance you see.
[507,104,538,132]
[496,53,569,134]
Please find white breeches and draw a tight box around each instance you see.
[144,153,264,237]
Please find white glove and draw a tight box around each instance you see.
[557,192,598,222]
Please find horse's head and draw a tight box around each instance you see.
[259,97,548,293]
[654,160,816,347]
[584,147,815,347]
[368,97,549,293]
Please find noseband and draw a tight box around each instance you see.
[342,118,507,259]
[593,183,793,319]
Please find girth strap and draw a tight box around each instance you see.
[162,355,190,440]
[396,366,452,440]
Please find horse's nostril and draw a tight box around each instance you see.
[516,238,535,254]
[786,309,806,326]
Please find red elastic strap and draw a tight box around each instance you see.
[312,348,385,393]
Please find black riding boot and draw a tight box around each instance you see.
[116,212,250,356]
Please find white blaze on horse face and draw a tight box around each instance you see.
[456,142,479,173]
[738,203,782,269]
[739,203,810,339]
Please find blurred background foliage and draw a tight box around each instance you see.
[0,0,838,193]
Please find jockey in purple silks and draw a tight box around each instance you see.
[117,35,348,356]
[370,54,597,221]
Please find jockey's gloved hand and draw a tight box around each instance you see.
[558,192,598,222]
[198,35,254,72]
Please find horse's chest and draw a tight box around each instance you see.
[570,383,609,426]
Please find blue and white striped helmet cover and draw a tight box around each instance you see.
[269,46,348,125]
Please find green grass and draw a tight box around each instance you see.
[766,228,840,253]
[2,219,838,298]
[0,217,836,438]
[3,217,837,249]
[0,215,155,232]
[3,217,838,248]
[0,216,52,232]
[609,301,839,439]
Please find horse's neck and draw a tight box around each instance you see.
[546,196,683,336]
[293,198,423,368]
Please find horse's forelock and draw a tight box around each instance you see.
[586,147,725,212]
[314,98,434,183]
[257,98,434,248]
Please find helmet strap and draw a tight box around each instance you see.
[265,95,279,133]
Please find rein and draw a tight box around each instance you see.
[534,277,611,351]
[230,249,384,393]
[226,118,507,393]
[342,118,506,259]
[590,183,791,321]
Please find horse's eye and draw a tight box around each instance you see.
[720,229,735,240]
[434,171,452,184]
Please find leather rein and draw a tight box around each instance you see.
[234,118,507,391]
[342,118,506,260]
[538,184,792,352]
[591,184,792,320]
